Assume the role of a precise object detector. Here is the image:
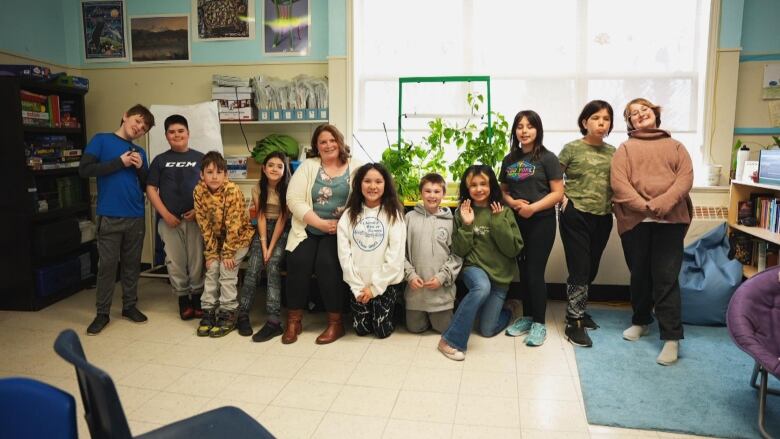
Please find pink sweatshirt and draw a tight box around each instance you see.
[610,128,694,235]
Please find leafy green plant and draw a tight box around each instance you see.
[381,93,510,201]
[447,93,510,181]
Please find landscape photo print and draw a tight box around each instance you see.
[130,15,190,63]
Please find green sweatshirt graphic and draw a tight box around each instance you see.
[452,205,523,288]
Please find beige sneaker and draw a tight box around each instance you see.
[438,338,465,361]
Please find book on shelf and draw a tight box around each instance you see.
[731,231,754,265]
[60,99,80,128]
[48,95,61,127]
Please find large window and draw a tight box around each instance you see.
[352,0,712,181]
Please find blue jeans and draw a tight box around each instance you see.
[441,266,511,351]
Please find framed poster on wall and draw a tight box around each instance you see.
[81,0,128,62]
[130,15,191,63]
[263,0,310,56]
[193,0,254,41]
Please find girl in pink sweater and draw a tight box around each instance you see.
[610,98,693,366]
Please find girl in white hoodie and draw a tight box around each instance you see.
[337,163,406,338]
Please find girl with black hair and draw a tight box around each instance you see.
[236,151,291,342]
[438,165,523,361]
[337,163,406,338]
[501,110,564,347]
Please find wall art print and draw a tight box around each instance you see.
[194,0,255,41]
[81,0,128,62]
[263,0,310,56]
[130,15,191,63]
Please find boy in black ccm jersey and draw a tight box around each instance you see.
[146,115,206,320]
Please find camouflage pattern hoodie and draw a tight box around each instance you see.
[194,180,254,261]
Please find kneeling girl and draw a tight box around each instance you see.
[337,163,406,338]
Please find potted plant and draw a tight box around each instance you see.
[381,93,510,201]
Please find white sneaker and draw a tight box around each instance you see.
[438,339,465,361]
[622,324,649,341]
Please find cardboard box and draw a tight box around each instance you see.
[226,156,247,179]
[0,64,51,80]
[212,86,254,121]
[55,75,89,90]
[258,108,328,122]
[247,158,262,179]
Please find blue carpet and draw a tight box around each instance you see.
[574,308,780,439]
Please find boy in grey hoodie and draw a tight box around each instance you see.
[404,173,463,333]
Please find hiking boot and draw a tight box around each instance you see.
[87,314,110,335]
[437,338,465,361]
[565,318,592,347]
[525,322,547,347]
[179,295,195,321]
[506,316,533,337]
[622,324,650,341]
[236,314,253,336]
[121,306,148,324]
[583,312,599,330]
[197,309,216,337]
[252,321,284,343]
[209,310,237,338]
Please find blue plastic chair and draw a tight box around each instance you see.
[53,329,275,439]
[0,376,77,439]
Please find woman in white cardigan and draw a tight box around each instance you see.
[283,124,362,344]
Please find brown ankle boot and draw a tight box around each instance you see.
[282,309,303,344]
[316,312,345,344]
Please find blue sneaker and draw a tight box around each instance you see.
[506,316,533,337]
[525,323,547,346]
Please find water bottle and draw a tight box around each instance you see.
[735,145,750,181]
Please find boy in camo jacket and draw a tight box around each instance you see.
[193,151,254,337]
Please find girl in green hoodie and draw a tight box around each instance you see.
[438,165,523,361]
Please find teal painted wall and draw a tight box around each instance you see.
[2,0,344,67]
[0,0,68,65]
[719,0,744,48]
[740,0,780,54]
[328,0,347,57]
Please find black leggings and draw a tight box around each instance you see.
[515,213,556,324]
[285,233,348,313]
[620,222,686,340]
[558,202,613,318]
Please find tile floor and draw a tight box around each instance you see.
[0,278,714,439]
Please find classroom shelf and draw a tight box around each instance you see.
[31,202,91,223]
[220,119,328,125]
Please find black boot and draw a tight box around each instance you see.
[179,295,195,320]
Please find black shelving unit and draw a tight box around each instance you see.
[0,76,95,310]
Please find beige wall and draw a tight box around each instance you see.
[733,60,779,161]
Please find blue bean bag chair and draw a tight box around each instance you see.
[679,222,743,325]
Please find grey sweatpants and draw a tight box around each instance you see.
[95,216,145,314]
[157,219,204,297]
[202,247,249,312]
